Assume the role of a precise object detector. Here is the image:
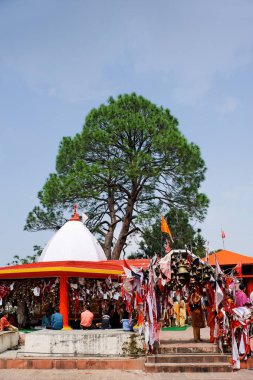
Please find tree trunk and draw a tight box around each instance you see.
[103,189,117,259]
[103,227,114,259]
[111,197,135,260]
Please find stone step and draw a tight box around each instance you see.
[145,362,233,373]
[0,357,145,370]
[160,345,219,354]
[147,353,230,364]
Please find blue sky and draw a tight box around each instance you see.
[0,0,253,266]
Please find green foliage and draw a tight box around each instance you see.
[7,245,43,266]
[137,209,206,258]
[25,93,209,259]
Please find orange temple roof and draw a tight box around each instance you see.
[207,250,253,266]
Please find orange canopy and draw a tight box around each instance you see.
[207,250,253,266]
[0,259,150,280]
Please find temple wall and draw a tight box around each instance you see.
[24,329,145,357]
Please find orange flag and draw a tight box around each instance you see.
[161,215,174,242]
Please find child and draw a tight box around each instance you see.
[0,312,18,332]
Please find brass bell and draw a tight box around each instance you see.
[191,266,197,273]
[178,275,187,285]
[178,264,189,275]
[193,258,200,266]
[181,251,188,259]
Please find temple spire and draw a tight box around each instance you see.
[69,204,80,221]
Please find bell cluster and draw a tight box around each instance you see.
[170,250,215,290]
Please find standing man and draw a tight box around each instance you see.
[189,290,205,342]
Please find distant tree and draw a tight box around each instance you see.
[7,245,43,266]
[209,249,222,254]
[25,93,209,260]
[137,209,206,258]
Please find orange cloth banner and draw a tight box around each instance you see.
[161,215,173,242]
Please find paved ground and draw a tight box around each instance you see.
[0,369,253,380]
[159,325,210,343]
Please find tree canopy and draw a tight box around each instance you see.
[25,93,209,259]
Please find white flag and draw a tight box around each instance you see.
[215,254,222,279]
[215,281,224,312]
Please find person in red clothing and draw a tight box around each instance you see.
[0,312,18,331]
[205,283,216,343]
[80,304,94,330]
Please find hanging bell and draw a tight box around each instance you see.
[181,251,188,259]
[192,258,200,266]
[178,264,189,275]
[223,338,228,346]
[178,275,188,285]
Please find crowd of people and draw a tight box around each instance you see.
[0,277,138,332]
[0,301,136,332]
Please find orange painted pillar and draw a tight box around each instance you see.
[60,275,71,330]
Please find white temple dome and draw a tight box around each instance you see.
[39,207,107,262]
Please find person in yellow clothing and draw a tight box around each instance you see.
[179,298,186,326]
[172,297,180,326]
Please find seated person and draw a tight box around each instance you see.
[41,311,51,328]
[101,310,111,329]
[50,306,63,330]
[109,305,121,329]
[0,312,18,331]
[96,309,111,329]
[121,306,133,332]
[80,304,94,330]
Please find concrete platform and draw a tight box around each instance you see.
[0,331,19,353]
[24,329,145,357]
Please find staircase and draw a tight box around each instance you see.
[145,342,232,373]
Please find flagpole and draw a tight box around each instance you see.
[221,227,225,250]
[160,215,162,256]
[161,228,163,256]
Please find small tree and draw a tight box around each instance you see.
[7,245,43,266]
[137,209,206,258]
